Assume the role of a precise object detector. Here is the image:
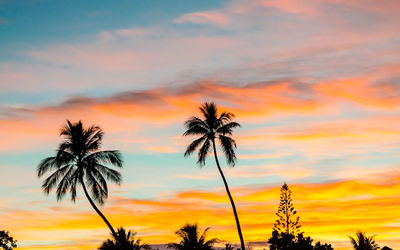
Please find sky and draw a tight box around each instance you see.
[1,0,400,249]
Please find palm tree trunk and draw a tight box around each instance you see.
[80,177,118,239]
[212,139,245,250]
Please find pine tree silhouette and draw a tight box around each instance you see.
[273,183,301,236]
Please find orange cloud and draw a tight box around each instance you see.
[4,175,400,249]
[2,74,400,153]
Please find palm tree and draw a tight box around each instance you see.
[167,223,218,250]
[37,120,123,239]
[183,102,245,250]
[99,227,151,250]
[349,231,379,250]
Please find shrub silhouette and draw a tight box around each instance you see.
[268,231,333,250]
[0,230,17,250]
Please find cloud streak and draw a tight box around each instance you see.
[4,175,400,249]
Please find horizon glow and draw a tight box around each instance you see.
[1,0,400,249]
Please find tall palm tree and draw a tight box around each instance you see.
[37,120,123,239]
[183,102,245,250]
[167,223,218,250]
[99,227,151,250]
[349,231,379,250]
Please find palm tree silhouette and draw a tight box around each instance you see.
[183,102,245,250]
[99,227,151,250]
[37,120,123,239]
[349,231,379,250]
[167,223,218,250]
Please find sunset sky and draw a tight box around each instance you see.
[1,0,400,249]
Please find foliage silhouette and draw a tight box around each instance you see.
[268,230,333,250]
[99,227,151,250]
[37,120,123,239]
[183,102,245,250]
[269,184,332,250]
[0,230,17,250]
[167,223,218,250]
[224,243,235,250]
[273,183,301,236]
[349,231,379,250]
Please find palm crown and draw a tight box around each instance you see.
[183,102,241,166]
[99,227,151,250]
[349,231,379,250]
[168,223,218,250]
[37,120,123,205]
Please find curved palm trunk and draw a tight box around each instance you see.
[212,139,245,250]
[80,177,118,239]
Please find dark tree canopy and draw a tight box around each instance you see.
[99,227,151,250]
[273,183,301,236]
[167,223,218,250]
[349,231,379,250]
[0,230,17,250]
[267,231,333,250]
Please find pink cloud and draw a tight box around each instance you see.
[174,11,230,25]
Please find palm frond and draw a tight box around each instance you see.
[200,102,218,128]
[85,150,123,168]
[183,125,209,136]
[219,111,235,122]
[85,125,103,152]
[93,163,122,184]
[37,157,58,177]
[69,171,79,201]
[89,167,109,195]
[85,170,108,204]
[219,135,237,166]
[216,121,241,135]
[60,120,74,136]
[184,136,207,157]
[197,139,211,166]
[184,116,205,129]
[41,165,72,195]
[55,166,75,201]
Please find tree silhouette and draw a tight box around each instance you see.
[349,231,379,250]
[267,231,333,250]
[99,227,151,250]
[224,243,235,250]
[37,120,123,239]
[183,102,245,250]
[167,223,218,250]
[273,183,301,236]
[0,230,17,250]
